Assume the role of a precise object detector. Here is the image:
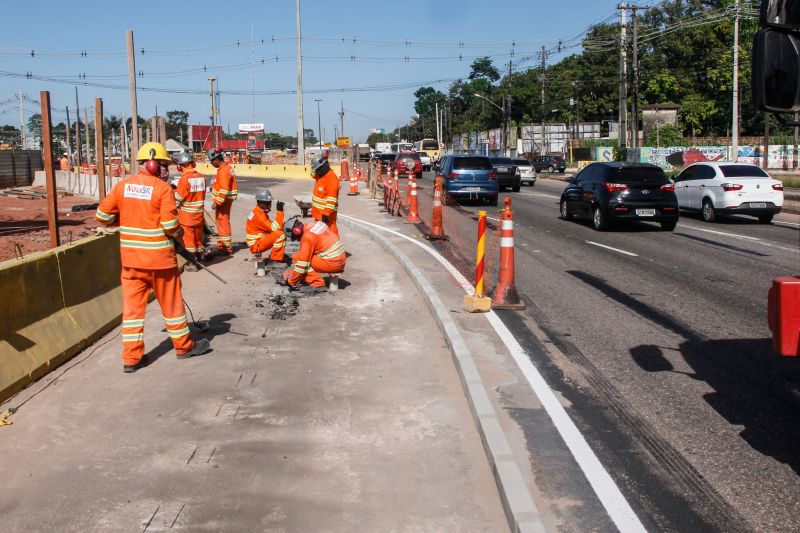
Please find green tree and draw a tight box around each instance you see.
[680,94,717,138]
[469,57,500,82]
[165,110,189,141]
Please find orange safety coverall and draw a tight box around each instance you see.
[211,161,238,253]
[286,220,346,287]
[174,167,207,254]
[245,207,286,260]
[96,174,195,366]
[59,157,70,171]
[310,168,340,235]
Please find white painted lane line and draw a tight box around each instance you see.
[487,216,502,222]
[586,241,639,257]
[518,191,560,199]
[774,220,800,227]
[679,224,762,241]
[341,213,647,533]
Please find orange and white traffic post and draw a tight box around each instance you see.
[340,159,350,182]
[491,197,525,310]
[464,210,492,312]
[427,176,447,240]
[348,168,359,195]
[405,173,422,224]
[383,166,394,212]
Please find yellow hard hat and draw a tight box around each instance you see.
[136,142,171,162]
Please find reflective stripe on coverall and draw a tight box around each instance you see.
[245,207,286,260]
[96,174,195,365]
[286,220,346,287]
[211,162,238,252]
[174,168,206,254]
[310,168,340,235]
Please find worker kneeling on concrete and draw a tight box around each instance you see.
[173,151,207,271]
[96,142,210,373]
[245,187,286,276]
[281,216,345,290]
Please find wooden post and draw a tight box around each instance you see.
[95,98,106,200]
[84,106,91,164]
[75,87,82,171]
[159,116,167,146]
[150,117,157,143]
[127,30,140,173]
[40,91,60,248]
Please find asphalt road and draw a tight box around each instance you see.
[407,171,800,532]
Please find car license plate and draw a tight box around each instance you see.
[462,187,482,192]
[635,208,655,217]
[750,202,767,208]
[496,167,508,172]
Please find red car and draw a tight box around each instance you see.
[394,151,423,177]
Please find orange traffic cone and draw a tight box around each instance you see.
[405,174,421,223]
[383,167,393,212]
[491,197,525,310]
[405,170,414,206]
[340,159,350,182]
[427,176,447,240]
[348,170,359,195]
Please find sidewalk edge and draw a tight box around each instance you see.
[340,217,547,533]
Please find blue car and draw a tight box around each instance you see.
[436,155,499,206]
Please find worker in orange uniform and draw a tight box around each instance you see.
[173,151,206,271]
[246,187,287,276]
[95,142,210,373]
[281,216,345,291]
[209,148,238,254]
[59,153,70,171]
[309,154,340,235]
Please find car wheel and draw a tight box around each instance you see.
[531,180,536,188]
[512,184,521,192]
[548,165,555,173]
[701,199,716,223]
[560,198,573,220]
[757,213,774,224]
[660,220,677,231]
[559,169,565,173]
[592,205,608,231]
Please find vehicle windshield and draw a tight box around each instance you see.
[719,165,770,178]
[421,140,438,150]
[397,152,421,160]
[453,157,492,170]
[610,166,669,183]
[417,151,428,157]
[380,153,396,160]
[513,159,530,166]
[490,158,514,164]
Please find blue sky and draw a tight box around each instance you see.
[0,0,622,143]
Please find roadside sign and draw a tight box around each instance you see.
[336,136,351,148]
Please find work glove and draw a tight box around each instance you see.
[276,201,284,212]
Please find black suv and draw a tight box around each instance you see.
[532,155,566,173]
[489,157,521,192]
[560,162,679,231]
[377,152,397,174]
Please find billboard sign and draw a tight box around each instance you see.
[336,136,351,148]
[238,123,265,133]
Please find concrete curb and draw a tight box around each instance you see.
[340,217,546,533]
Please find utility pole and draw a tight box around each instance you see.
[435,102,441,148]
[251,23,256,123]
[18,90,25,149]
[339,100,345,138]
[40,91,60,247]
[95,98,106,200]
[732,0,740,162]
[75,87,82,171]
[763,113,770,170]
[315,99,323,150]
[126,30,140,173]
[631,5,645,150]
[208,77,217,147]
[84,107,91,164]
[618,3,628,149]
[506,59,512,156]
[296,0,305,164]
[65,106,72,161]
[540,45,546,155]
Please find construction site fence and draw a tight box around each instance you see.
[0,150,44,189]
[0,232,123,404]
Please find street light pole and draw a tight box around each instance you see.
[315,99,323,150]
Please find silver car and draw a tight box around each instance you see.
[513,158,537,186]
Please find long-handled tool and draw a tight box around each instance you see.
[203,208,219,236]
[172,238,227,285]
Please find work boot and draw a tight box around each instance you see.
[299,285,327,295]
[123,362,142,373]
[177,338,211,360]
[185,262,199,272]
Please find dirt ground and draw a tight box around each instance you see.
[0,188,101,262]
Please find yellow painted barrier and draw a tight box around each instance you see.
[195,163,341,180]
[0,234,123,403]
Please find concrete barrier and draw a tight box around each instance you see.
[33,170,123,200]
[196,163,340,180]
[0,233,122,403]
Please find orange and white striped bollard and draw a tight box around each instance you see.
[491,197,525,310]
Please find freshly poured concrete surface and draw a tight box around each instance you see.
[0,180,509,532]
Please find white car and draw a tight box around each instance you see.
[417,151,432,171]
[673,162,784,223]
[512,158,537,186]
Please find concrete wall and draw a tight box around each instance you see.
[33,170,123,200]
[0,233,123,403]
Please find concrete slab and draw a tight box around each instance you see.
[0,179,508,532]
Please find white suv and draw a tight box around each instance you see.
[673,162,784,224]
